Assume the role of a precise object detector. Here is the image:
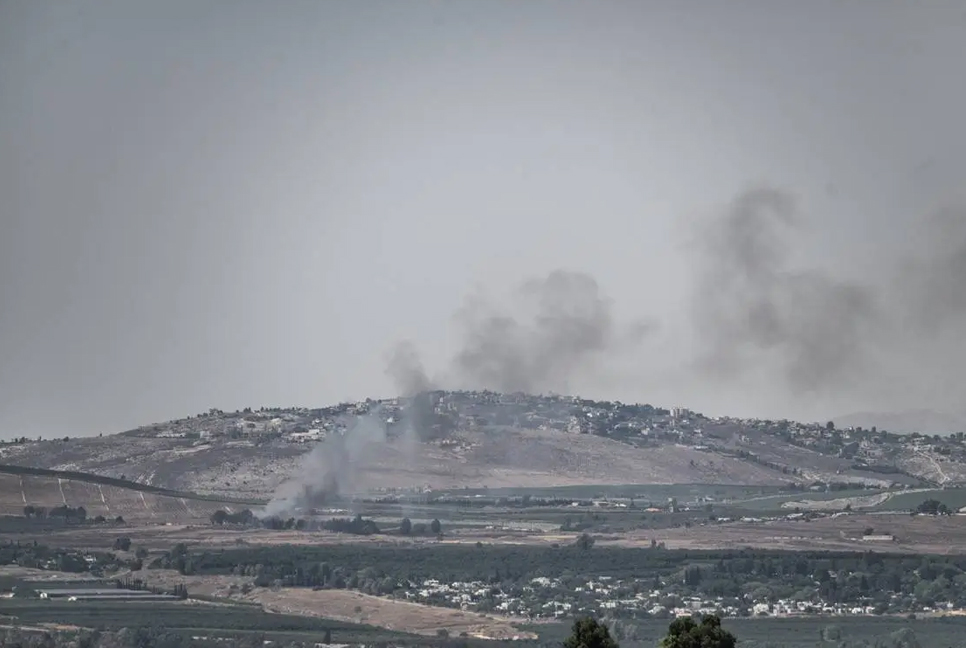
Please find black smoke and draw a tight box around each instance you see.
[690,187,966,403]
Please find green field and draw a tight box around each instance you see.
[355,485,893,532]
[346,502,730,534]
[291,484,961,535]
[729,489,882,512]
[716,486,966,514]
[433,483,783,501]
[870,488,966,512]
[0,599,416,644]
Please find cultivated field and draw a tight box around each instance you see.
[0,598,417,646]
[0,472,233,523]
[12,508,966,559]
[609,512,966,553]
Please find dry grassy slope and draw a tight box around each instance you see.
[896,453,966,484]
[1,425,796,499]
[456,428,788,486]
[136,570,533,639]
[707,425,909,486]
[0,472,227,522]
[140,430,800,497]
[0,436,188,484]
[0,437,306,497]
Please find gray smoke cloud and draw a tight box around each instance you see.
[691,187,966,402]
[262,407,388,518]
[385,340,436,397]
[265,335,451,518]
[895,205,966,332]
[380,188,966,422]
[690,188,881,391]
[386,269,654,398]
[453,271,616,394]
[270,189,966,510]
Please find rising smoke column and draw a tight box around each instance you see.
[689,187,881,392]
[383,269,653,397]
[385,340,435,396]
[451,269,652,394]
[381,195,966,417]
[384,340,444,442]
[262,406,388,518]
[269,191,966,510]
[894,204,966,333]
[266,338,449,518]
[876,203,966,408]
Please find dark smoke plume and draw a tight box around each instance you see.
[384,270,653,398]
[690,187,966,407]
[275,190,966,510]
[272,270,641,515]
[385,340,435,396]
[451,270,650,394]
[690,188,880,391]
[384,341,442,442]
[895,205,966,332]
[263,407,387,517]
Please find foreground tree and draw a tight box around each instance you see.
[659,614,736,648]
[563,616,619,648]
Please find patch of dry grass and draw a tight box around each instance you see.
[246,588,534,640]
[130,571,533,640]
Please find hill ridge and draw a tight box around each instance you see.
[2,390,965,498]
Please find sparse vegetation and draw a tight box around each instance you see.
[914,498,953,516]
[0,541,136,574]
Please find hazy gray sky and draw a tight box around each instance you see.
[2,0,965,438]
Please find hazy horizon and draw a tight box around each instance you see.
[2,1,965,438]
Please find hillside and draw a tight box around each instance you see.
[0,466,241,522]
[2,391,966,500]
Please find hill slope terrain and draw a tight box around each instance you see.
[2,391,965,499]
[0,467,238,522]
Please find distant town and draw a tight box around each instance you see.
[111,390,966,490]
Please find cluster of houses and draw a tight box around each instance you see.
[140,392,685,445]
[401,575,945,620]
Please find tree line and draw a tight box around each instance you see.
[208,509,443,537]
[1,541,134,576]
[156,542,966,614]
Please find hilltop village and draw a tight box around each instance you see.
[118,390,966,489]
